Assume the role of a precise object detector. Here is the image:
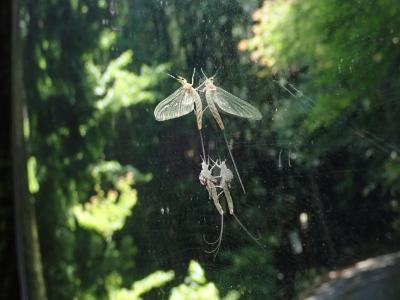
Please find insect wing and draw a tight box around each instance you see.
[154,88,194,121]
[214,87,262,120]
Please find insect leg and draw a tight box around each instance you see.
[191,68,196,85]
[200,68,208,79]
[211,66,221,78]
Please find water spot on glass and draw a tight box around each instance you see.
[390,199,398,209]
[185,149,194,158]
[290,152,297,160]
[365,148,374,158]
[110,0,118,16]
[278,149,282,169]
[300,212,308,229]
[392,37,399,44]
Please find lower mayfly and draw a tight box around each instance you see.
[199,156,225,257]
[199,156,265,258]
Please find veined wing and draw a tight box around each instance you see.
[154,88,194,121]
[214,87,262,120]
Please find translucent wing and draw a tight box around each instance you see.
[154,88,194,121]
[213,87,262,120]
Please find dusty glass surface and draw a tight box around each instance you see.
[17,0,400,299]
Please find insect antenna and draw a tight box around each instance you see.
[166,72,179,80]
[232,213,265,249]
[205,213,224,260]
[222,130,246,194]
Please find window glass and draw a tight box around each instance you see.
[18,1,400,299]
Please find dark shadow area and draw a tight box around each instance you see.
[0,0,20,299]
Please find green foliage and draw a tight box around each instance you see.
[170,260,239,300]
[73,170,137,239]
[22,1,166,298]
[106,270,175,300]
[87,50,168,112]
[219,243,277,299]
[27,156,40,194]
[21,0,400,300]
[244,0,400,132]
[241,0,400,296]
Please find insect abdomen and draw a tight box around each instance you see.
[193,92,203,130]
[206,90,224,130]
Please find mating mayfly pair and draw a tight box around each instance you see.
[199,156,264,257]
[154,69,263,255]
[154,69,262,194]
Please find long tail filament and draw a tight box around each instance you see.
[205,213,224,260]
[222,130,246,194]
[232,213,265,249]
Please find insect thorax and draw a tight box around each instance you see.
[183,83,193,93]
[205,79,217,91]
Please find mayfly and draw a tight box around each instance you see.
[199,156,225,258]
[154,69,206,157]
[214,159,264,250]
[199,70,262,194]
[200,157,264,258]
